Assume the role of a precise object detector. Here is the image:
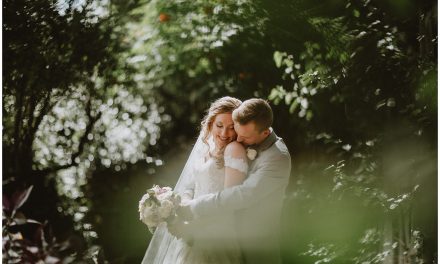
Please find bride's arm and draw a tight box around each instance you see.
[224,141,248,188]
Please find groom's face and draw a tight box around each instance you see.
[234,121,269,146]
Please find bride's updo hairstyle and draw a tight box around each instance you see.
[200,96,242,161]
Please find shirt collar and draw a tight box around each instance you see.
[254,128,277,152]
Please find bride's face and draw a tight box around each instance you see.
[211,113,237,149]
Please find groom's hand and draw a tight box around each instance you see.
[167,218,186,239]
[167,217,194,245]
[177,205,193,221]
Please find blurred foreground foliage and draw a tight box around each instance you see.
[3,0,437,262]
[3,186,106,263]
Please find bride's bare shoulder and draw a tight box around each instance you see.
[225,141,246,156]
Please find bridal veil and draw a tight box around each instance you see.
[141,135,205,264]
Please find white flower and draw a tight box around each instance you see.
[151,185,162,194]
[140,204,159,225]
[246,148,258,160]
[139,193,150,205]
[156,188,173,201]
[138,193,151,212]
[138,185,178,233]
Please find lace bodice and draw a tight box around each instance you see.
[193,158,224,198]
[192,155,248,198]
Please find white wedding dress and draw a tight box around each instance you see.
[142,137,249,264]
[162,154,248,263]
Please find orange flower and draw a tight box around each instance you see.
[159,13,170,22]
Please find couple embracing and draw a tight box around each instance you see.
[142,97,291,264]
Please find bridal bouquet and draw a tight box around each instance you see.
[138,185,181,233]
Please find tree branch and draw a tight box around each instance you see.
[13,88,26,174]
[26,91,38,136]
[70,98,101,163]
[35,96,102,177]
[29,90,55,138]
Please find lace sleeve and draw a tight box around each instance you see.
[224,155,249,174]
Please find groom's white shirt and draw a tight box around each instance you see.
[189,130,291,264]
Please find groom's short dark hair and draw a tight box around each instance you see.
[232,98,273,132]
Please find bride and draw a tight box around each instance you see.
[142,96,249,263]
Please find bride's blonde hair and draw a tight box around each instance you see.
[200,96,242,164]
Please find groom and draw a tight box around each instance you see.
[178,98,291,264]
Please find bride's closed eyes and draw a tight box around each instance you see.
[216,123,234,130]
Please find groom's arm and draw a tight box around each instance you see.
[189,151,291,218]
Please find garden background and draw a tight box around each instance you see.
[2,0,437,263]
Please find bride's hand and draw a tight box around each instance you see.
[180,193,193,206]
[180,198,192,206]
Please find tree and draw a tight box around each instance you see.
[268,1,436,262]
[3,0,165,260]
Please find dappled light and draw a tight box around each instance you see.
[3,0,436,263]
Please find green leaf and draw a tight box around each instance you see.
[268,85,286,105]
[268,87,279,101]
[353,9,360,18]
[285,92,294,105]
[289,100,299,113]
[273,51,286,68]
[306,110,313,121]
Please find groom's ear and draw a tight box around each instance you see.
[262,128,270,136]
